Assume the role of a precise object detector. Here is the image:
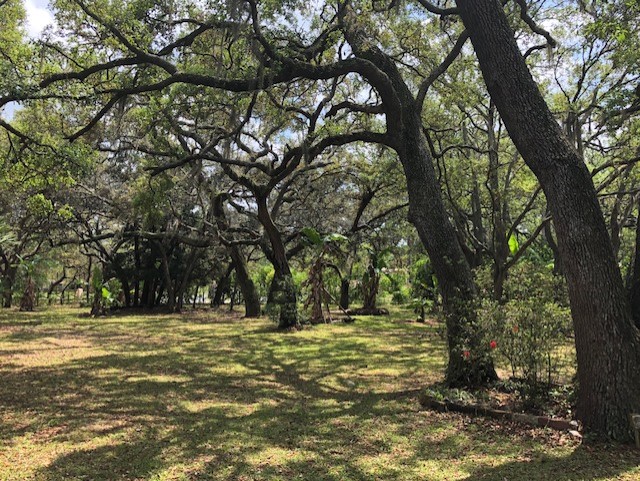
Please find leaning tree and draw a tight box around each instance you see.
[450,0,640,441]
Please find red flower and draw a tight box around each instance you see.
[489,340,498,350]
[463,350,471,360]
[512,325,519,334]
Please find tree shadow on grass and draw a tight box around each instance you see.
[462,443,640,481]
[40,432,164,481]
[4,342,427,480]
[3,312,637,481]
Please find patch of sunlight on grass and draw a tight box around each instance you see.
[0,305,638,481]
[125,374,193,384]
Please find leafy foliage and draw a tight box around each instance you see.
[478,262,573,407]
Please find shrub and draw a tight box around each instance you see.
[478,261,573,407]
[252,264,274,300]
[105,278,123,308]
[391,286,410,304]
[411,256,438,302]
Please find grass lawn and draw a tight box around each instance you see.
[1,306,638,481]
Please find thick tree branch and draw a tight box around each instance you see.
[325,101,384,118]
[417,30,469,108]
[415,0,460,16]
[513,0,557,48]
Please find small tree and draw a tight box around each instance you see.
[19,277,36,312]
[90,269,106,316]
[411,257,438,322]
[358,245,392,315]
[301,228,348,324]
[18,256,51,312]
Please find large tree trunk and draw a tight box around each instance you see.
[2,265,17,308]
[340,10,496,386]
[398,128,496,386]
[121,278,131,308]
[456,0,640,440]
[267,267,298,328]
[339,277,350,310]
[486,104,510,302]
[257,196,298,329]
[232,248,261,318]
[361,263,380,311]
[133,235,141,307]
[146,278,158,308]
[47,270,66,304]
[628,205,640,330]
[156,241,175,311]
[19,277,36,312]
[213,263,233,307]
[213,194,261,318]
[141,278,152,308]
[112,265,131,308]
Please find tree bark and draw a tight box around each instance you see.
[141,278,152,308]
[339,277,350,310]
[232,248,261,318]
[156,241,175,311]
[486,104,510,301]
[2,265,17,308]
[19,277,36,312]
[47,270,66,304]
[213,194,261,318]
[213,263,233,307]
[399,128,496,386]
[361,262,379,311]
[257,196,298,329]
[340,9,496,385]
[456,0,640,440]
[121,278,131,308]
[133,235,141,307]
[629,205,640,330]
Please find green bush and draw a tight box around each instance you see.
[105,278,123,308]
[379,274,392,293]
[252,264,274,300]
[411,256,437,302]
[391,285,411,304]
[385,271,410,304]
[478,261,573,407]
[291,268,307,292]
